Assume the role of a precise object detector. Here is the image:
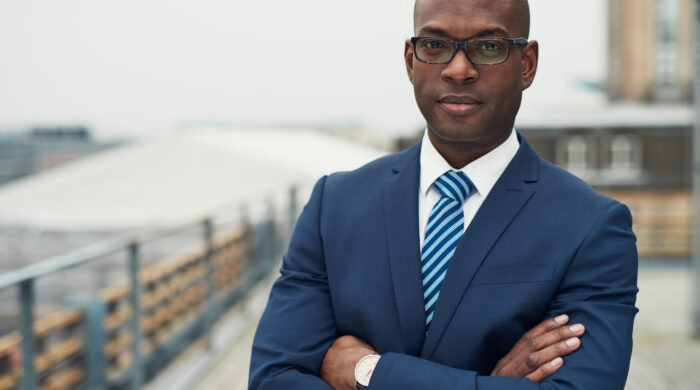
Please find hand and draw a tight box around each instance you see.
[321,335,376,390]
[490,314,586,382]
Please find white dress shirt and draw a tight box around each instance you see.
[418,129,520,249]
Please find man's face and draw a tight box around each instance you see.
[406,0,538,151]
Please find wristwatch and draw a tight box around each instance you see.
[354,353,381,390]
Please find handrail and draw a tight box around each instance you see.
[0,223,269,390]
[0,217,213,292]
[0,185,300,390]
[0,235,129,292]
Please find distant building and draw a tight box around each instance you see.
[0,126,121,186]
[607,0,695,102]
[520,105,693,259]
[521,0,696,259]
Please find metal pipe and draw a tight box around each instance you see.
[203,218,215,350]
[266,198,277,265]
[0,236,129,292]
[0,216,209,293]
[693,0,700,337]
[288,185,298,240]
[129,242,143,390]
[19,280,37,390]
[66,296,106,389]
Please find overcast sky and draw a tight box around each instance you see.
[0,0,606,140]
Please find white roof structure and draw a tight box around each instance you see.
[0,128,387,231]
[516,103,693,129]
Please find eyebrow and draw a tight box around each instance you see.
[418,26,510,39]
[419,26,449,36]
[474,28,509,38]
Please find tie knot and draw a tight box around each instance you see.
[434,171,473,204]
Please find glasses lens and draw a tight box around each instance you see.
[415,38,454,63]
[467,39,508,64]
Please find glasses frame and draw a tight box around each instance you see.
[410,36,529,65]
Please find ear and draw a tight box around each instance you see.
[405,39,415,84]
[520,40,539,90]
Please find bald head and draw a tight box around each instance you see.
[413,0,530,38]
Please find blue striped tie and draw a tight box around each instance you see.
[422,171,474,331]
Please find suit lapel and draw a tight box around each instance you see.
[383,142,426,356]
[421,136,541,359]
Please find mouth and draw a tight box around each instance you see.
[438,95,483,116]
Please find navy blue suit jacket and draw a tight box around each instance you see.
[249,135,638,389]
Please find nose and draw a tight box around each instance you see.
[441,48,479,84]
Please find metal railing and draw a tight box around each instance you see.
[0,187,298,389]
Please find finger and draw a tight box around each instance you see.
[509,324,584,377]
[528,314,570,338]
[493,317,581,377]
[530,335,582,369]
[514,335,582,377]
[507,314,570,358]
[522,323,586,358]
[526,357,563,383]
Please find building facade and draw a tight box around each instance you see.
[0,126,120,186]
[521,106,693,259]
[607,0,695,102]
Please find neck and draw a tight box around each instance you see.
[427,130,511,169]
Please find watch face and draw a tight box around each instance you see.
[355,355,380,387]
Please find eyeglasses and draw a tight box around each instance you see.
[410,36,528,65]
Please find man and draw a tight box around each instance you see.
[249,0,638,389]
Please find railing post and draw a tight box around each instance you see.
[19,280,37,390]
[65,296,106,389]
[239,204,250,227]
[266,198,278,265]
[288,186,298,241]
[202,218,216,350]
[128,242,143,390]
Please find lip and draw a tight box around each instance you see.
[438,95,483,116]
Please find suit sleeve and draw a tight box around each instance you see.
[369,202,639,390]
[248,176,336,390]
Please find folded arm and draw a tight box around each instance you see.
[369,202,638,390]
[322,315,585,390]
[250,176,638,390]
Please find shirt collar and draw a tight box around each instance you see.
[419,129,520,199]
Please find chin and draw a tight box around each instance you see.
[428,122,488,144]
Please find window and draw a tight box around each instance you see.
[610,135,634,170]
[565,136,589,172]
[655,0,679,86]
[604,134,642,182]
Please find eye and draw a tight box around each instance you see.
[479,41,501,51]
[422,39,448,49]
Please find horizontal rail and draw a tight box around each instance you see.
[0,236,128,292]
[0,217,215,292]
[0,186,299,389]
